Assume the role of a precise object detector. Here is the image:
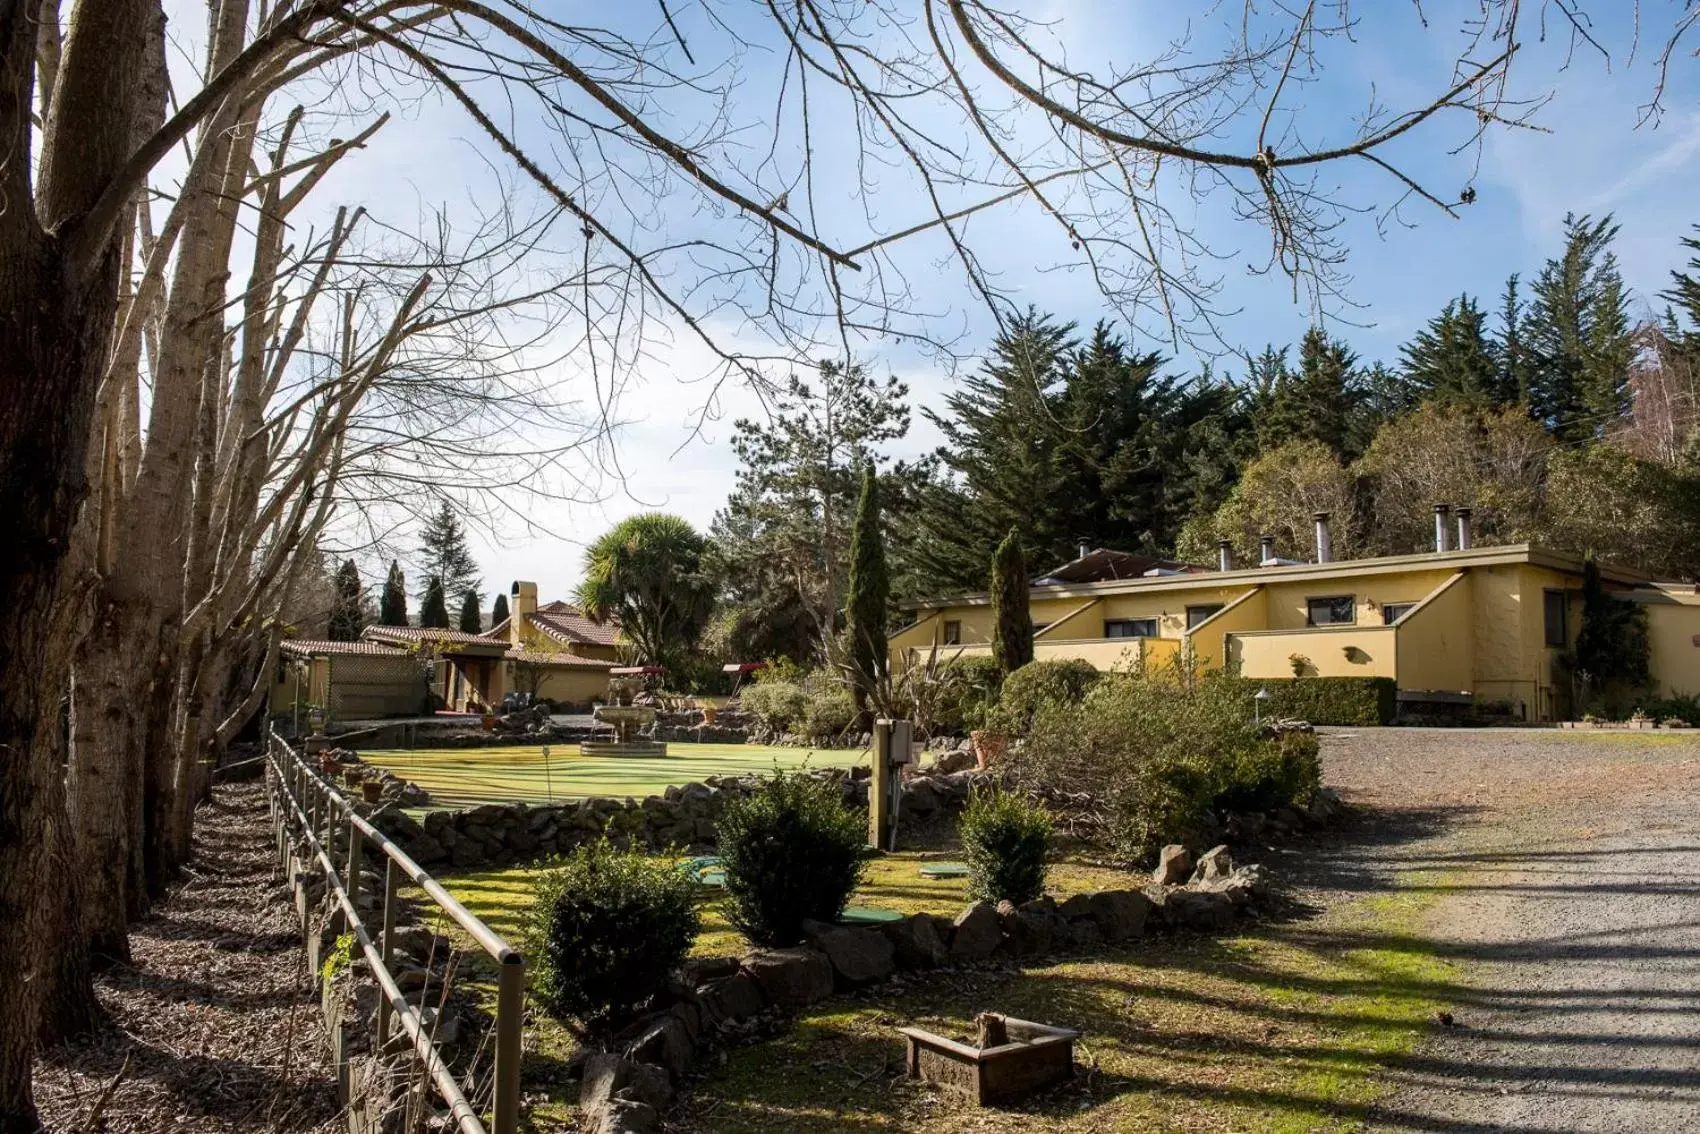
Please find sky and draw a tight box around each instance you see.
[186,1,1700,604]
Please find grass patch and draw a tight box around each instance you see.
[425,851,1456,1132]
[361,741,868,808]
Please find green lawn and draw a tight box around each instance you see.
[418,854,1454,1133]
[361,742,867,807]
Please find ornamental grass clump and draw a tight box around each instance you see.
[524,839,700,1038]
[717,769,867,946]
[958,788,1052,905]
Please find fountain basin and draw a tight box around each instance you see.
[582,703,668,757]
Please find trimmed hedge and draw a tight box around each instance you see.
[1217,675,1396,726]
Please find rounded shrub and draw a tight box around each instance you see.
[740,680,807,733]
[930,656,1005,735]
[958,787,1052,905]
[524,839,700,1037]
[801,676,855,740]
[992,658,1102,735]
[717,770,868,946]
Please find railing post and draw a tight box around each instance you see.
[493,954,525,1134]
[346,817,365,931]
[377,857,399,1048]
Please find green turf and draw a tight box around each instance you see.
[360,741,867,806]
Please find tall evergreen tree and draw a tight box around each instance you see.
[328,560,365,641]
[420,576,451,629]
[990,530,1033,675]
[1258,327,1369,457]
[492,591,510,628]
[1494,273,1534,406]
[379,561,409,626]
[417,501,481,603]
[458,589,482,634]
[1573,553,1651,711]
[843,466,889,716]
[1401,295,1502,406]
[1526,213,1634,439]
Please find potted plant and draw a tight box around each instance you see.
[343,769,363,788]
[965,704,1007,770]
[361,780,385,804]
[320,751,341,775]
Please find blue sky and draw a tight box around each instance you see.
[223,2,1700,602]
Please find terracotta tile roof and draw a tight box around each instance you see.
[529,606,621,647]
[280,638,411,658]
[362,626,506,649]
[505,648,616,670]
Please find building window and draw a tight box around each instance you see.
[1306,596,1356,626]
[942,619,962,645]
[1105,618,1158,639]
[1186,604,1224,629]
[1544,589,1568,647]
[1382,602,1416,625]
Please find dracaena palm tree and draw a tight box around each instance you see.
[575,513,715,671]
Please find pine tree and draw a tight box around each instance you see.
[843,466,889,715]
[379,561,409,626]
[1495,274,1534,406]
[1526,213,1634,439]
[420,576,451,629]
[458,589,482,634]
[417,501,480,603]
[1258,328,1368,457]
[1401,295,1502,407]
[492,591,510,628]
[990,530,1033,675]
[1573,554,1651,711]
[328,560,365,641]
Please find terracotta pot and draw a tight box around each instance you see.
[361,780,384,804]
[343,770,363,788]
[320,755,340,775]
[481,712,495,729]
[969,729,1007,770]
[701,704,719,726]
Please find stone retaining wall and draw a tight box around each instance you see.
[370,766,989,871]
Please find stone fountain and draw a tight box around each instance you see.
[581,675,668,757]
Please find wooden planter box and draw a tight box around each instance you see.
[900,1014,1079,1105]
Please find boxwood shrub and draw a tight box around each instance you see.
[992,658,1103,734]
[717,770,868,946]
[524,839,700,1037]
[958,788,1052,905]
[1216,675,1396,726]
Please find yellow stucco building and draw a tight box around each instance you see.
[272,580,619,721]
[891,515,1700,722]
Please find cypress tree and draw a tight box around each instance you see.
[417,501,481,603]
[843,466,889,713]
[990,529,1033,675]
[1495,274,1534,406]
[379,561,409,626]
[420,576,451,629]
[1526,213,1633,439]
[1401,295,1501,407]
[1574,554,1650,707]
[458,589,482,634]
[492,591,510,628]
[328,560,365,641]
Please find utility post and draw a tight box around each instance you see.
[870,718,912,852]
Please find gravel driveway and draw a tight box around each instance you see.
[1311,728,1700,1133]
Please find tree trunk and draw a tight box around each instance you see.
[67,607,147,963]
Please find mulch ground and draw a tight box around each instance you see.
[32,783,340,1133]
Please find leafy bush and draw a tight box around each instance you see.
[740,680,808,733]
[717,770,868,946]
[1638,694,1700,725]
[801,671,855,739]
[524,840,700,1036]
[991,658,1102,734]
[1213,729,1322,814]
[1215,675,1396,726]
[1015,670,1322,862]
[959,788,1052,905]
[929,656,1005,736]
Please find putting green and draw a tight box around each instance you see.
[361,742,867,807]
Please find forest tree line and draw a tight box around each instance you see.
[712,214,1700,666]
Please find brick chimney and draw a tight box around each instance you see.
[510,580,537,647]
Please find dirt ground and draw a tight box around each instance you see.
[31,784,339,1134]
[1312,727,1700,1133]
